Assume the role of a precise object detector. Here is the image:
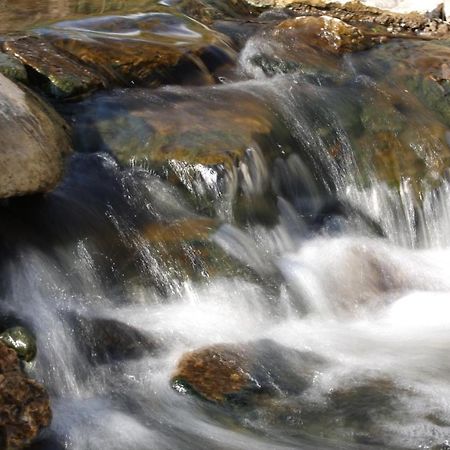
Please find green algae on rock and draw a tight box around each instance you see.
[3,36,107,97]
[0,53,27,83]
[0,327,37,362]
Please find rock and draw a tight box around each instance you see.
[71,86,274,217]
[142,218,218,244]
[72,86,272,165]
[3,37,107,98]
[248,0,432,34]
[0,53,27,83]
[244,15,373,78]
[275,16,368,54]
[0,73,72,198]
[0,327,37,362]
[171,339,324,405]
[3,12,235,97]
[71,316,157,364]
[0,340,51,449]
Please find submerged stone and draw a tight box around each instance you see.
[71,316,157,364]
[0,326,37,362]
[73,86,272,168]
[0,73,72,198]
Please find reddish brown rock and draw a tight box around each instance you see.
[0,341,51,449]
[171,340,324,404]
[274,16,369,54]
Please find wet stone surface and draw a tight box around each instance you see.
[172,339,325,405]
[2,12,236,98]
[0,341,51,449]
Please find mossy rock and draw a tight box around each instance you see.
[3,36,106,98]
[0,326,37,362]
[0,53,27,83]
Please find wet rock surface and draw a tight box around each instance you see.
[1,1,450,450]
[0,327,37,362]
[172,339,324,404]
[0,73,71,198]
[71,316,157,364]
[71,86,272,168]
[2,12,235,98]
[0,341,51,449]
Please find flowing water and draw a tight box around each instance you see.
[2,2,450,450]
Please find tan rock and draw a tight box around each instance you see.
[0,73,71,198]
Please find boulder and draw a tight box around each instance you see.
[0,73,72,198]
[71,86,274,217]
[171,339,324,405]
[3,12,235,97]
[0,341,51,449]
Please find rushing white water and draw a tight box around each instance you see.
[3,11,450,450]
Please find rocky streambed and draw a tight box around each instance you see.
[2,1,450,449]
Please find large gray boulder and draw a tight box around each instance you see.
[0,73,71,199]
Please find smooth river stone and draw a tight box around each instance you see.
[0,73,71,198]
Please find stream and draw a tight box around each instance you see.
[1,1,450,449]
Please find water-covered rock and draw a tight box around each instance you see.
[0,340,51,449]
[72,86,271,168]
[171,339,324,404]
[3,12,235,97]
[71,316,157,364]
[243,15,374,77]
[0,326,37,362]
[275,16,369,54]
[0,73,71,198]
[70,86,275,218]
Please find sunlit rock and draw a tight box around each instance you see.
[275,16,369,54]
[0,73,71,198]
[243,15,374,78]
[3,13,235,97]
[172,339,324,404]
[0,326,37,362]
